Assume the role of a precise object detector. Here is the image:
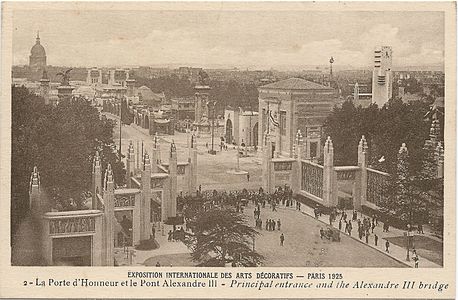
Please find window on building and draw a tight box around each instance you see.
[310,142,317,158]
[280,111,287,136]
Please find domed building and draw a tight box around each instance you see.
[29,32,46,70]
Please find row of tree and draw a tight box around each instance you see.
[323,98,444,229]
[323,99,439,174]
[133,74,260,112]
[11,86,125,234]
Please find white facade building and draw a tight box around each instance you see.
[371,46,393,106]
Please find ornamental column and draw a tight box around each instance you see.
[141,152,152,240]
[323,137,336,207]
[102,164,115,266]
[354,136,368,211]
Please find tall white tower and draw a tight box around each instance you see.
[371,46,393,106]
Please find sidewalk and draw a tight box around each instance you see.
[114,224,190,266]
[291,201,441,268]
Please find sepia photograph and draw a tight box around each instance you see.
[7,4,449,272]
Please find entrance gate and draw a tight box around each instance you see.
[52,235,92,266]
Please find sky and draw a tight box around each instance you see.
[12,9,444,70]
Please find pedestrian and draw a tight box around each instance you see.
[151,224,156,240]
[247,173,250,182]
[338,219,342,231]
[385,240,390,253]
[259,219,262,230]
[155,261,161,267]
[329,214,333,226]
[374,234,378,246]
[167,230,173,242]
[365,232,369,244]
[320,227,325,239]
[277,219,281,231]
[371,222,375,233]
[280,233,285,246]
[412,250,419,268]
[418,224,424,234]
[272,220,276,231]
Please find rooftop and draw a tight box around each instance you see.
[260,78,332,91]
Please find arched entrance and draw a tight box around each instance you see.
[225,119,233,144]
[253,122,258,147]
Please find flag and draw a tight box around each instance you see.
[269,110,279,127]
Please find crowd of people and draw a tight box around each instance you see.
[175,185,423,267]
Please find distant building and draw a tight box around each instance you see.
[137,86,165,108]
[352,82,372,108]
[29,32,46,71]
[224,108,258,147]
[371,46,393,106]
[258,78,338,158]
[170,97,195,121]
[86,68,103,85]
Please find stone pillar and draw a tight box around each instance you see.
[188,134,198,193]
[41,218,52,265]
[126,141,135,188]
[29,166,41,214]
[323,137,336,207]
[140,151,151,240]
[136,140,140,171]
[262,137,273,193]
[92,214,103,266]
[141,153,152,240]
[354,136,368,211]
[152,133,161,172]
[169,143,178,218]
[233,109,240,145]
[436,142,444,178]
[274,114,281,158]
[126,78,135,97]
[292,130,303,194]
[103,164,115,266]
[92,151,102,209]
[133,193,141,246]
[162,177,170,222]
[40,70,50,105]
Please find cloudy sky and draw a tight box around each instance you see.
[12,9,444,69]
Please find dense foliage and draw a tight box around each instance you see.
[378,143,444,228]
[11,86,125,232]
[184,208,263,267]
[323,99,434,174]
[133,74,259,112]
[323,98,444,228]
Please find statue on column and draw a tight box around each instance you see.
[56,68,72,86]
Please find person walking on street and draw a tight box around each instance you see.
[385,240,390,253]
[412,250,419,268]
[280,233,285,246]
[374,234,378,246]
[277,219,281,231]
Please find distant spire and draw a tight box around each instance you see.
[36,31,40,43]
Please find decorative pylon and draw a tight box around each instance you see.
[92,151,102,209]
[293,129,303,159]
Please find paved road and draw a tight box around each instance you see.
[110,115,263,191]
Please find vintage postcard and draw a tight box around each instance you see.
[0,1,455,299]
